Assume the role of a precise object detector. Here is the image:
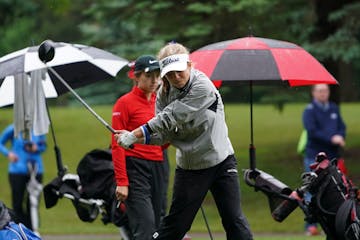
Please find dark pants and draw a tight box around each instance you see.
[152,155,253,240]
[8,173,42,230]
[125,157,165,240]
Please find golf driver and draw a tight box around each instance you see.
[38,39,117,135]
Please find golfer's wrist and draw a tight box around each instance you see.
[140,125,150,144]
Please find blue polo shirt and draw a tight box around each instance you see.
[303,100,346,160]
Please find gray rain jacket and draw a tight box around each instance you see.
[147,69,234,170]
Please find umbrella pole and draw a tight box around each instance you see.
[47,67,116,134]
[45,101,67,177]
[249,81,256,170]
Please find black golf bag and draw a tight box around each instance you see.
[44,149,128,227]
[305,153,360,240]
[245,152,360,240]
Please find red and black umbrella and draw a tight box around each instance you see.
[190,36,337,87]
[190,36,338,170]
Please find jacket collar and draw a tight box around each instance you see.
[132,86,156,102]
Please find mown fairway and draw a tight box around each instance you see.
[1,103,360,236]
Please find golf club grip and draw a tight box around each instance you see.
[109,128,134,149]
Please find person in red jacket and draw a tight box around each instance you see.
[111,55,165,240]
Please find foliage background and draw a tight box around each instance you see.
[1,0,359,105]
[1,0,360,236]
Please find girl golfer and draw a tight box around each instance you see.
[115,43,253,240]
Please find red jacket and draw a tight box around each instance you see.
[111,86,163,186]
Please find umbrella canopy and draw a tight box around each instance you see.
[0,72,57,107]
[190,36,338,87]
[0,41,129,95]
[0,41,129,177]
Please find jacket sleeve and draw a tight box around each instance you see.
[148,76,216,136]
[111,99,129,186]
[0,125,14,157]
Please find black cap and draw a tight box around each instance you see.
[134,55,160,73]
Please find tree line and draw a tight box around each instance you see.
[1,0,359,105]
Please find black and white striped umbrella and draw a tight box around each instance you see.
[0,41,129,95]
[0,72,57,107]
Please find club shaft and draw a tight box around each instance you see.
[200,205,214,240]
[47,67,115,134]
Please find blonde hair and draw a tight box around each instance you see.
[157,42,190,60]
[157,43,190,95]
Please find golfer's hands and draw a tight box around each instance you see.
[7,151,18,162]
[331,134,346,147]
[115,130,137,149]
[115,186,128,202]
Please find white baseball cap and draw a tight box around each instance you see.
[159,54,189,78]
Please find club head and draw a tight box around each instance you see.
[38,39,55,63]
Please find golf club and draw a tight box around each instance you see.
[38,39,117,135]
[200,205,214,240]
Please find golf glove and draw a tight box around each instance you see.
[118,131,137,149]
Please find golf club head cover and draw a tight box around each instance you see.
[38,39,55,63]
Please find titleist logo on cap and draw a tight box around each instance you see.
[160,54,189,69]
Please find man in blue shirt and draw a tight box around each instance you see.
[0,124,46,233]
[302,84,346,235]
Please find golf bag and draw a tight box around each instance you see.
[43,149,128,227]
[305,153,360,240]
[0,201,41,240]
[75,148,127,226]
[245,152,360,240]
[244,169,293,216]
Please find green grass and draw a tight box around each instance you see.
[1,103,360,236]
[255,237,324,240]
